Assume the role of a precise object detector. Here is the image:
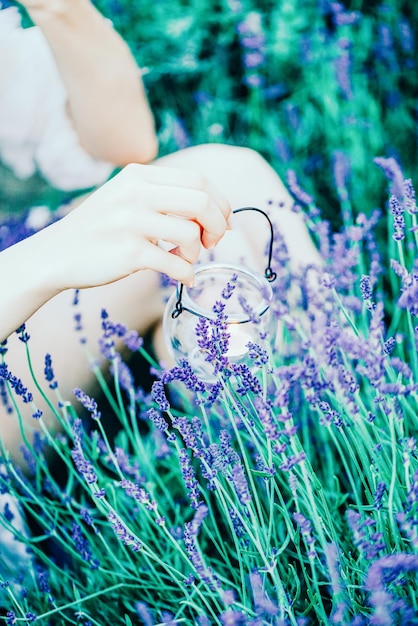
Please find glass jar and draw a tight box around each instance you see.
[163,262,275,383]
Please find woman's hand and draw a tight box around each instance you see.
[43,163,232,289]
[0,163,231,343]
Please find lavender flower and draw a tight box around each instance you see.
[44,354,58,390]
[374,156,405,198]
[71,522,99,568]
[183,504,218,588]
[108,510,142,552]
[0,363,33,403]
[365,553,418,625]
[249,571,279,617]
[286,170,314,206]
[179,448,202,509]
[73,388,101,421]
[359,275,373,301]
[220,610,246,625]
[230,462,252,505]
[294,512,317,558]
[373,482,386,511]
[71,419,97,485]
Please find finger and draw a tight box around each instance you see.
[143,185,228,248]
[144,214,202,251]
[168,239,201,264]
[129,163,232,223]
[139,242,195,287]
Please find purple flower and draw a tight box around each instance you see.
[373,482,386,511]
[347,511,386,560]
[231,363,262,395]
[16,323,30,343]
[360,275,373,301]
[134,602,154,626]
[220,610,247,625]
[73,388,101,421]
[334,39,353,99]
[184,504,218,588]
[293,511,317,558]
[71,419,97,485]
[37,569,51,595]
[123,329,144,352]
[249,571,279,616]
[402,179,417,214]
[108,510,142,552]
[44,354,58,390]
[365,553,418,625]
[286,170,314,206]
[151,380,170,412]
[0,363,33,404]
[147,407,168,431]
[6,611,16,626]
[230,462,252,505]
[179,448,202,509]
[71,522,99,568]
[373,156,405,198]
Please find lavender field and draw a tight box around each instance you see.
[0,1,417,624]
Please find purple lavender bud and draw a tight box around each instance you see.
[244,73,264,88]
[373,157,405,198]
[123,329,144,352]
[134,602,154,626]
[73,388,101,421]
[151,380,170,412]
[179,448,202,509]
[286,170,314,206]
[249,571,279,616]
[220,610,247,625]
[230,463,252,505]
[16,323,30,343]
[243,51,264,69]
[0,363,33,404]
[6,612,16,626]
[402,179,417,214]
[147,407,167,431]
[44,354,58,390]
[373,482,386,510]
[360,275,373,300]
[293,511,317,557]
[71,521,98,567]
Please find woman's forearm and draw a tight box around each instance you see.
[22,0,158,164]
[0,229,62,343]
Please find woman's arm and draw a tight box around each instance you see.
[0,163,231,343]
[18,0,158,165]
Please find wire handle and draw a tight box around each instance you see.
[171,206,277,318]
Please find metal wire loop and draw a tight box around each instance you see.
[171,206,276,317]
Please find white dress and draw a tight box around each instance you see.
[0,5,114,191]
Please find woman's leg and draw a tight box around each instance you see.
[1,144,319,461]
[156,144,319,273]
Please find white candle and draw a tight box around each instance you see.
[227,324,251,358]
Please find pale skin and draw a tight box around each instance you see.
[1,2,320,463]
[17,0,158,164]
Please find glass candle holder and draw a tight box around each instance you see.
[163,262,276,383]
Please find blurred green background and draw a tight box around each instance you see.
[1,0,417,227]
